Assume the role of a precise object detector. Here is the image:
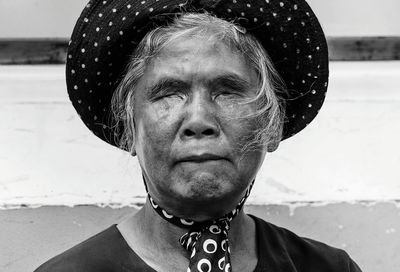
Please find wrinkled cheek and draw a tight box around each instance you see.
[220,105,260,150]
[136,124,163,155]
[135,127,168,193]
[238,149,265,183]
[134,107,177,175]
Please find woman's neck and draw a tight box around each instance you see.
[117,199,257,271]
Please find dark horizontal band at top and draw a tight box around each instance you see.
[0,36,399,64]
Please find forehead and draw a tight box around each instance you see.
[142,36,256,84]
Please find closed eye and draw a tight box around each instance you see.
[208,74,253,98]
[147,78,189,101]
[214,89,242,99]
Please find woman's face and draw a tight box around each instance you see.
[132,37,269,220]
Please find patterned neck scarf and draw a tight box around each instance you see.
[146,180,254,272]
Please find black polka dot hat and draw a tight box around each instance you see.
[66,0,329,148]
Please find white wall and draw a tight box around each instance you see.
[1,62,400,207]
[1,0,400,38]
[307,0,400,36]
[1,0,400,206]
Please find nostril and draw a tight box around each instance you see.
[182,128,216,138]
[184,129,196,137]
[203,128,214,136]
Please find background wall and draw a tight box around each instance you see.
[2,62,400,207]
[0,0,400,38]
[1,1,400,272]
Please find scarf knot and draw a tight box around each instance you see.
[179,218,231,252]
[145,179,254,272]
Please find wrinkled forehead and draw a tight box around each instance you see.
[137,33,260,86]
[155,34,241,60]
[137,38,257,95]
[142,36,257,86]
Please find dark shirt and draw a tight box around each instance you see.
[35,215,362,272]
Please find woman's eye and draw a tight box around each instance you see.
[215,90,240,99]
[161,91,185,99]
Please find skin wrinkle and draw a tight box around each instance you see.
[144,45,261,159]
[107,18,287,226]
[111,13,286,155]
[132,37,265,221]
[146,74,253,102]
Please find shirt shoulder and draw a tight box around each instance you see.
[251,215,362,272]
[34,225,153,272]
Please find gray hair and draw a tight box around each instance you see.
[111,12,286,154]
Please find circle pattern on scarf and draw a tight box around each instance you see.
[221,239,227,251]
[203,239,217,254]
[197,259,212,272]
[209,225,221,234]
[218,257,225,270]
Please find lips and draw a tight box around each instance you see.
[177,153,227,163]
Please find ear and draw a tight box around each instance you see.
[129,134,137,156]
[129,118,137,156]
[267,138,280,152]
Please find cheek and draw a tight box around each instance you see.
[218,99,257,123]
[219,102,259,147]
[135,101,180,162]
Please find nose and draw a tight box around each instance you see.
[179,92,220,140]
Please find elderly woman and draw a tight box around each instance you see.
[36,0,362,271]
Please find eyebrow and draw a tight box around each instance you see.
[208,74,253,91]
[146,73,253,98]
[146,78,190,98]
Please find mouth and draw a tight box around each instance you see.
[178,153,228,163]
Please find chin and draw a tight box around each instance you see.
[174,172,239,204]
[186,173,224,198]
